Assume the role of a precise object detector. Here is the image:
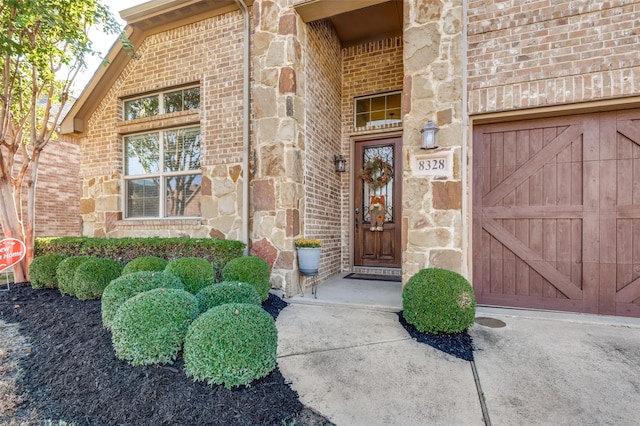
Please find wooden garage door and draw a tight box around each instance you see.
[473,110,640,317]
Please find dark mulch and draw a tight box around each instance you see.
[0,283,331,426]
[398,311,475,362]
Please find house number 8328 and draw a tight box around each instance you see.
[418,159,445,171]
[412,152,452,177]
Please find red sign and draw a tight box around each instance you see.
[0,238,26,273]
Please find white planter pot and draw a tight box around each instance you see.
[297,247,321,276]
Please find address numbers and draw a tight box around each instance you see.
[412,151,453,178]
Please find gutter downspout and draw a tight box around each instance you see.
[235,0,250,255]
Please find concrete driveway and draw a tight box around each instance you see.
[276,303,640,425]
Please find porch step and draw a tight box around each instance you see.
[352,266,401,277]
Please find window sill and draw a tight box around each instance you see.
[117,110,200,134]
[351,122,403,136]
[115,218,204,230]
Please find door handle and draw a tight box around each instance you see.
[355,208,359,231]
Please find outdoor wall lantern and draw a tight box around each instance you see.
[334,155,346,173]
[420,120,440,149]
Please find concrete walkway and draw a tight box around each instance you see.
[275,276,640,425]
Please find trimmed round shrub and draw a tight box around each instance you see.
[164,257,215,294]
[195,281,261,313]
[101,271,185,329]
[57,256,96,296]
[184,303,277,388]
[29,254,67,289]
[402,268,476,334]
[73,258,123,300]
[111,288,199,366]
[221,256,270,301]
[122,256,168,275]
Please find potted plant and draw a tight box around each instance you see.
[294,238,322,276]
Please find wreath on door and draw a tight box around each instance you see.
[359,156,393,191]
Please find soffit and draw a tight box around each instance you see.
[295,0,402,47]
[120,0,249,33]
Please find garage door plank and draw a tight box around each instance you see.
[483,125,583,207]
[483,219,582,300]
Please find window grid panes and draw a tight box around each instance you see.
[354,91,402,128]
[123,86,200,121]
[124,126,201,218]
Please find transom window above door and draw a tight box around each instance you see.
[354,91,402,128]
[124,126,201,218]
[123,86,200,121]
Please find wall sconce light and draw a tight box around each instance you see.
[334,155,346,173]
[420,120,440,149]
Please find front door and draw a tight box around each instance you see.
[354,137,402,267]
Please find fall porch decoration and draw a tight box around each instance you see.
[359,156,393,191]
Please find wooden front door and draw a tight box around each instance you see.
[354,138,402,267]
[473,110,640,317]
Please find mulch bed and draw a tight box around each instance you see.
[0,283,331,426]
[398,312,475,362]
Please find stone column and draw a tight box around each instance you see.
[402,0,465,282]
[251,0,306,295]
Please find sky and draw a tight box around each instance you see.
[73,0,147,95]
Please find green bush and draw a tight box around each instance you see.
[164,257,215,294]
[101,271,185,329]
[34,237,245,279]
[402,268,476,334]
[29,254,67,289]
[56,256,96,295]
[73,258,123,300]
[196,281,261,313]
[184,303,277,388]
[122,256,168,275]
[111,288,199,366]
[221,256,271,301]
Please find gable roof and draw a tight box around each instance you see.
[61,0,251,135]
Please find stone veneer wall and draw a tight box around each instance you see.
[250,0,307,294]
[402,0,465,281]
[468,0,640,114]
[80,11,245,240]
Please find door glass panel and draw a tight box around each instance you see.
[361,144,394,223]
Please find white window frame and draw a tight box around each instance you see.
[123,85,200,121]
[353,91,403,128]
[123,125,202,219]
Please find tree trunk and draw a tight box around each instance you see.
[23,150,41,281]
[0,177,27,283]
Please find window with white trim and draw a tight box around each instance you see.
[124,126,201,218]
[354,91,402,128]
[124,86,200,121]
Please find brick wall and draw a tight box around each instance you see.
[342,37,404,270]
[468,0,640,113]
[342,38,405,121]
[34,136,81,236]
[80,11,245,238]
[2,135,81,239]
[304,20,343,278]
